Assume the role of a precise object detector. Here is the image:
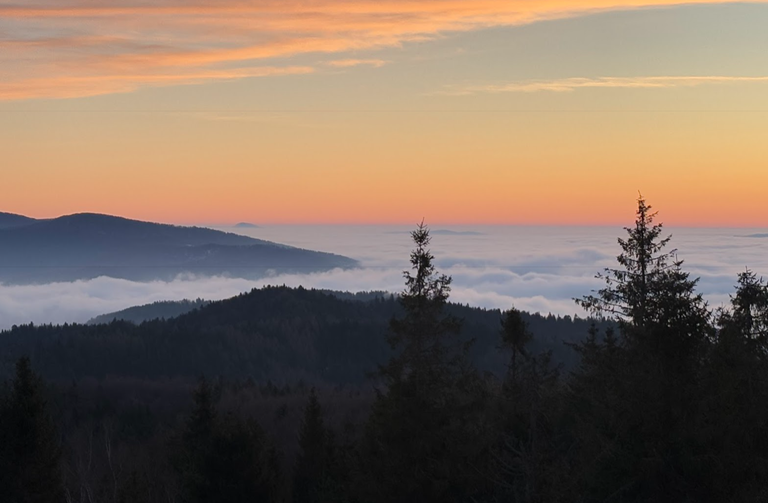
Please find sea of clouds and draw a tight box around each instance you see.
[1,225,767,330]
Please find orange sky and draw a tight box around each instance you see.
[2,0,768,225]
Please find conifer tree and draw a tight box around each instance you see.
[178,377,281,503]
[0,357,65,503]
[361,222,490,503]
[293,388,328,503]
[569,196,714,501]
[179,377,217,503]
[501,308,532,384]
[577,194,710,364]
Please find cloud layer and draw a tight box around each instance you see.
[442,76,768,94]
[1,225,765,330]
[2,0,765,100]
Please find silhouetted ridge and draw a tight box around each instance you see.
[0,285,600,383]
[0,212,357,283]
[0,212,38,230]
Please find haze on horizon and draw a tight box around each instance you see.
[2,0,768,226]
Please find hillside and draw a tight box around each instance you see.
[0,212,357,283]
[85,290,393,324]
[87,298,211,325]
[0,286,604,383]
[0,211,39,230]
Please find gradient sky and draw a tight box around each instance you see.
[2,0,768,225]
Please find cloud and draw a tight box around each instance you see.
[0,66,314,100]
[441,76,768,94]
[325,59,388,68]
[3,223,766,329]
[2,0,765,100]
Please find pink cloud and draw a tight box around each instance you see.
[1,0,764,100]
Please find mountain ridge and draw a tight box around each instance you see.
[0,212,357,284]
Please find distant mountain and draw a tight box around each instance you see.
[234,222,260,229]
[0,212,357,284]
[0,212,39,230]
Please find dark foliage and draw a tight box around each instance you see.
[0,357,65,503]
[0,288,598,384]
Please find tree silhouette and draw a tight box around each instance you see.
[361,222,490,503]
[293,389,329,503]
[570,196,713,501]
[0,357,65,503]
[501,308,532,384]
[177,377,281,503]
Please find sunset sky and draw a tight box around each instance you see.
[2,0,768,226]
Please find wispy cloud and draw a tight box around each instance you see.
[0,66,314,101]
[325,59,388,68]
[1,1,765,100]
[442,76,768,94]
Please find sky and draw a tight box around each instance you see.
[1,225,767,329]
[2,1,768,225]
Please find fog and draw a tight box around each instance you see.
[1,225,766,329]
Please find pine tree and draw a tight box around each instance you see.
[0,357,65,503]
[717,269,768,349]
[577,194,711,364]
[293,389,328,503]
[501,308,532,384]
[361,222,490,503]
[569,196,714,501]
[179,377,218,503]
[696,271,768,500]
[381,221,464,388]
[178,377,280,503]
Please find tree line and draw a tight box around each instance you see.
[3,196,768,502]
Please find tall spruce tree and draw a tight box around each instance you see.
[179,377,218,503]
[569,196,713,501]
[501,308,532,385]
[495,311,564,503]
[360,222,490,503]
[0,357,65,503]
[577,194,711,365]
[293,389,328,503]
[697,271,768,500]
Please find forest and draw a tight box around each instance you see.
[2,196,768,502]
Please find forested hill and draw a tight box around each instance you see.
[0,286,602,383]
[87,298,211,325]
[0,212,356,283]
[85,290,392,325]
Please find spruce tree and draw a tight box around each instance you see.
[0,357,65,503]
[178,377,280,503]
[578,195,710,358]
[293,389,328,503]
[501,308,532,384]
[361,222,489,503]
[570,196,713,501]
[179,377,218,503]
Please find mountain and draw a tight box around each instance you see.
[0,286,606,383]
[0,212,39,230]
[0,212,357,284]
[234,222,260,229]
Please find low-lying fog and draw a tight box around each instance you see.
[1,225,767,329]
